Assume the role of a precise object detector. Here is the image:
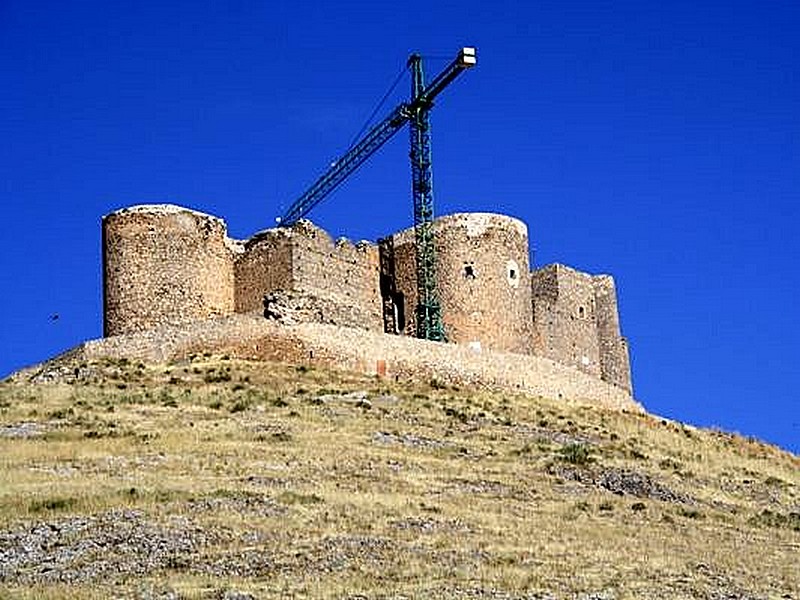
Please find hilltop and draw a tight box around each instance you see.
[0,355,798,599]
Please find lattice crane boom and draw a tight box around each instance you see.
[279,104,408,227]
[278,47,476,340]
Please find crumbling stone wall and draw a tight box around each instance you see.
[289,221,382,332]
[531,264,602,378]
[104,208,382,337]
[531,264,631,393]
[103,205,237,336]
[386,213,533,354]
[593,275,632,393]
[379,235,417,336]
[234,229,293,314]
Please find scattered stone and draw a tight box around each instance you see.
[0,421,48,438]
[444,477,515,498]
[314,390,371,406]
[577,592,616,600]
[390,517,471,533]
[513,423,597,447]
[221,592,257,600]
[372,393,402,404]
[0,509,217,585]
[135,583,179,600]
[25,360,116,385]
[197,534,391,579]
[242,475,291,489]
[183,492,286,518]
[550,465,691,504]
[372,430,449,449]
[597,468,689,503]
[200,548,275,578]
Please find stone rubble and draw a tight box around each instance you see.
[0,421,48,438]
[0,509,215,585]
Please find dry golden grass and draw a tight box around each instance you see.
[0,356,798,599]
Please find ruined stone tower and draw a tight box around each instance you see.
[530,264,631,394]
[235,221,382,331]
[382,213,533,355]
[103,205,236,336]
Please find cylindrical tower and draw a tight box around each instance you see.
[387,212,533,354]
[103,204,237,336]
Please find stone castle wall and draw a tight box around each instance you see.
[234,221,382,331]
[78,314,643,413]
[234,229,293,314]
[531,264,603,378]
[288,221,382,332]
[593,275,632,393]
[101,204,633,398]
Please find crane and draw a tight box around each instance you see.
[279,47,477,341]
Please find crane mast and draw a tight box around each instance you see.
[279,47,476,341]
[408,53,444,341]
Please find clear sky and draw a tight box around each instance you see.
[1,0,798,453]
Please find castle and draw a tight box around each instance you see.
[102,204,632,395]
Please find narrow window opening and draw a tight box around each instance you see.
[506,259,521,288]
[578,306,585,318]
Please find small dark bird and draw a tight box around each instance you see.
[50,313,59,321]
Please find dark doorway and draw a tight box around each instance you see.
[392,292,406,333]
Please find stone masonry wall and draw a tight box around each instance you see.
[289,221,383,333]
[593,275,632,393]
[76,314,642,413]
[388,213,533,354]
[531,264,632,393]
[382,230,417,337]
[103,205,236,336]
[234,229,293,314]
[531,264,602,379]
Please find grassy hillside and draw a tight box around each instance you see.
[1,356,798,599]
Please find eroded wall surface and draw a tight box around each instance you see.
[531,264,602,378]
[531,264,631,393]
[103,205,236,336]
[288,221,383,332]
[234,229,293,314]
[593,275,632,393]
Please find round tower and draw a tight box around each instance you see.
[103,204,237,336]
[434,213,532,354]
[387,212,533,354]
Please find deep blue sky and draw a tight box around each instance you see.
[1,1,798,453]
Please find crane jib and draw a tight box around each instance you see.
[277,47,476,343]
[279,105,410,226]
[278,47,476,226]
